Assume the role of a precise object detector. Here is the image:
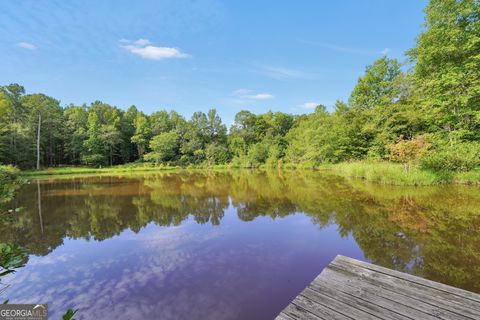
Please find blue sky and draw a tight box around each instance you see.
[0,0,427,124]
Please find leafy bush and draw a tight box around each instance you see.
[0,166,21,204]
[205,144,230,165]
[247,143,269,167]
[388,135,431,164]
[144,131,179,164]
[81,154,106,167]
[421,142,480,173]
[0,243,28,276]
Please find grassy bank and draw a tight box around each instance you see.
[21,163,233,178]
[19,161,480,186]
[0,165,25,204]
[328,161,480,186]
[22,163,182,177]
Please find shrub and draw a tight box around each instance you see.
[0,165,22,204]
[205,144,230,165]
[81,154,106,167]
[421,142,480,173]
[388,135,431,164]
[247,143,269,167]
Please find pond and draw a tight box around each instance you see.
[1,170,479,319]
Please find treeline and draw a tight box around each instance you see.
[0,88,296,168]
[0,0,479,171]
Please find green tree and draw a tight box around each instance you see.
[0,84,27,166]
[22,94,63,169]
[64,106,88,164]
[120,105,138,163]
[349,57,403,110]
[144,131,179,164]
[206,109,227,145]
[82,112,105,166]
[131,113,151,158]
[408,0,480,143]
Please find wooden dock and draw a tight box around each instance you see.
[276,255,480,320]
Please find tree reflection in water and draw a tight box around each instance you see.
[2,170,480,293]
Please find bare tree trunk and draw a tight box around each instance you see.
[37,112,41,170]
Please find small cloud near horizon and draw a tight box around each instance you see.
[120,39,190,60]
[380,48,390,55]
[301,102,318,109]
[233,89,274,100]
[17,42,36,50]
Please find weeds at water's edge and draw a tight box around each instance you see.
[14,161,480,186]
[326,161,480,186]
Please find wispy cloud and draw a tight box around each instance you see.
[17,42,36,50]
[233,89,252,95]
[244,93,274,100]
[302,40,391,56]
[251,63,317,80]
[233,89,274,100]
[300,102,318,109]
[380,48,390,55]
[120,39,190,60]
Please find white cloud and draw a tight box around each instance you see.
[252,64,315,80]
[301,102,318,109]
[17,42,36,50]
[233,89,274,100]
[243,93,274,100]
[302,40,390,57]
[233,89,253,95]
[120,39,190,60]
[133,39,152,46]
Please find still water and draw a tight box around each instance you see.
[1,170,479,319]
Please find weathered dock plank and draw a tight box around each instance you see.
[276,255,480,320]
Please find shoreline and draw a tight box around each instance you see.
[19,161,480,186]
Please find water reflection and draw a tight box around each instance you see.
[1,170,479,318]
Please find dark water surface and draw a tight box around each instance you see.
[1,170,479,319]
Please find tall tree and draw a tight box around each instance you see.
[120,105,138,163]
[144,131,179,164]
[131,113,151,159]
[64,106,88,164]
[408,0,480,143]
[1,84,26,165]
[22,94,62,169]
[83,112,105,166]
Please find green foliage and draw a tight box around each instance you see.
[0,165,22,204]
[349,56,403,110]
[64,106,88,164]
[408,0,480,141]
[247,142,269,167]
[144,131,179,164]
[82,112,105,167]
[62,308,78,320]
[0,243,28,277]
[421,141,480,173]
[332,161,439,186]
[131,113,151,158]
[205,143,230,165]
[0,0,479,180]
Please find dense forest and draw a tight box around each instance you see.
[1,0,479,173]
